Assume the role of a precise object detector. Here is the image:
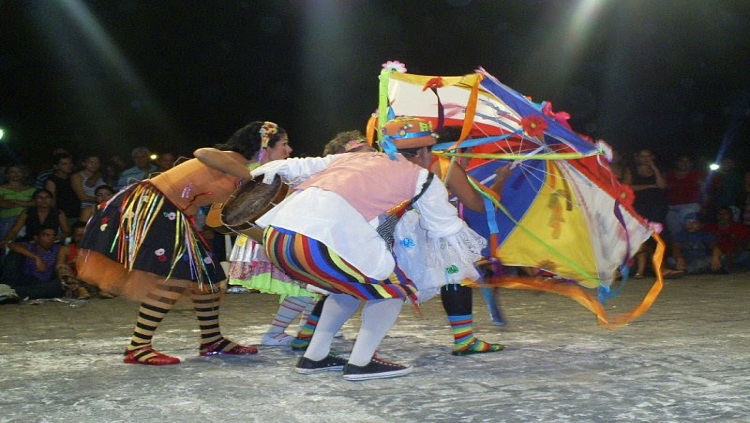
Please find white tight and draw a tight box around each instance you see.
[303,293,403,366]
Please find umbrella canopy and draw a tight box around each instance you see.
[375,65,663,326]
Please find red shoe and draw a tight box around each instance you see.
[123,346,181,365]
[199,338,258,356]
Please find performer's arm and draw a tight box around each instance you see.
[193,148,252,180]
[251,155,339,184]
[411,172,466,238]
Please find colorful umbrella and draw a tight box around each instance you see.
[374,64,664,326]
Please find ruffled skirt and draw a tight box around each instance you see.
[227,234,316,299]
[78,183,224,299]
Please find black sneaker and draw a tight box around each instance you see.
[342,357,413,381]
[295,354,347,374]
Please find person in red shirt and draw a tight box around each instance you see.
[665,155,705,238]
[703,206,750,271]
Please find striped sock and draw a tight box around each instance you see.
[125,281,186,363]
[267,296,314,335]
[193,291,224,348]
[447,313,475,350]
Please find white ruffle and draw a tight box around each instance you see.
[393,210,486,303]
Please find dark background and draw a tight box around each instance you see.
[1,0,749,174]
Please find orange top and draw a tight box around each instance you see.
[150,158,240,216]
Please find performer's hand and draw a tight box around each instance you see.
[250,161,285,184]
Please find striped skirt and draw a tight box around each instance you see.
[263,226,417,301]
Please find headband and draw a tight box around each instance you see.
[259,121,279,149]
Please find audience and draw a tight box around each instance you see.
[5,226,65,299]
[116,147,158,189]
[0,165,36,242]
[703,206,750,271]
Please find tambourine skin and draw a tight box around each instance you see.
[221,174,289,241]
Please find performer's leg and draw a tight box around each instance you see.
[480,287,506,326]
[341,298,413,381]
[123,278,189,365]
[303,293,359,361]
[192,284,258,356]
[292,296,326,350]
[347,298,403,366]
[263,295,315,346]
[441,284,504,356]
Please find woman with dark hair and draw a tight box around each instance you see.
[1,189,70,245]
[223,122,317,347]
[76,121,280,365]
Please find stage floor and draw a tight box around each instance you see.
[1,272,748,422]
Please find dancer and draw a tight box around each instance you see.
[290,130,375,351]
[224,122,319,347]
[431,125,509,354]
[292,127,508,355]
[252,117,486,380]
[76,122,276,365]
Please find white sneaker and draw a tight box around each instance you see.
[334,330,344,338]
[261,333,293,346]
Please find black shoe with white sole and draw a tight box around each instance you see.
[342,357,413,381]
[295,354,347,374]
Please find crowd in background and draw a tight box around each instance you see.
[0,144,748,303]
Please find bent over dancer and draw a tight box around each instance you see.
[76,123,276,365]
[252,117,485,380]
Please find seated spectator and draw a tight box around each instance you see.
[115,147,158,189]
[742,170,750,227]
[2,189,70,245]
[0,165,36,241]
[44,152,80,227]
[5,226,64,299]
[156,152,177,172]
[79,185,115,223]
[703,206,750,271]
[101,159,122,188]
[70,154,105,211]
[665,155,704,238]
[56,222,113,299]
[669,213,726,275]
[34,147,70,189]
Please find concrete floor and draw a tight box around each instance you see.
[1,272,748,423]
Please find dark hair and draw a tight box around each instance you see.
[71,221,87,230]
[32,189,53,200]
[33,224,58,238]
[398,147,423,157]
[95,184,115,195]
[53,152,73,165]
[435,125,462,142]
[214,121,287,160]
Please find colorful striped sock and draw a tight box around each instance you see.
[267,296,314,335]
[447,313,475,350]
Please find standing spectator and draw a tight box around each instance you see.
[44,153,80,227]
[715,157,744,219]
[624,149,668,278]
[703,206,750,271]
[665,155,705,237]
[0,165,36,241]
[116,147,158,189]
[5,226,64,299]
[70,154,105,211]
